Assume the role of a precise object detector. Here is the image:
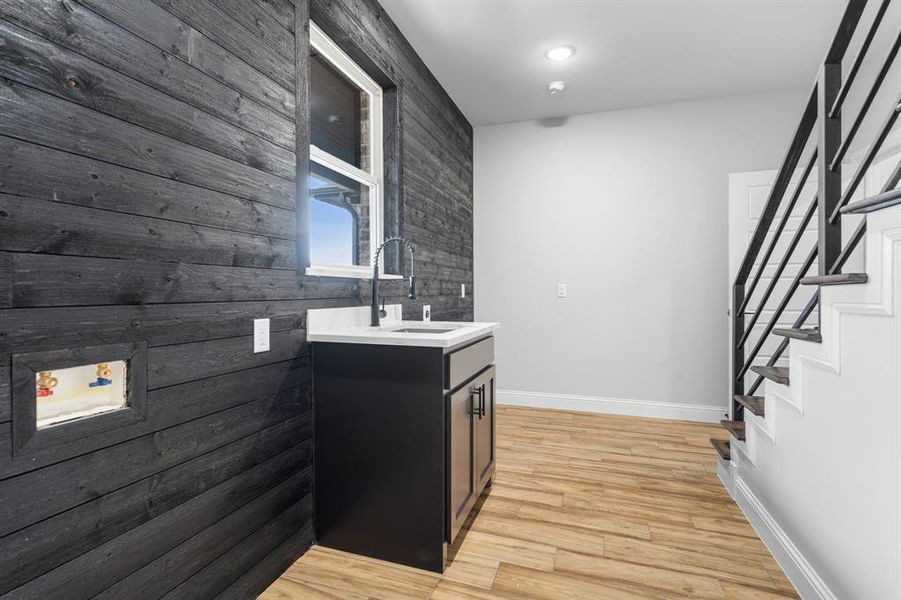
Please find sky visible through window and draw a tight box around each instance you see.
[311,174,354,266]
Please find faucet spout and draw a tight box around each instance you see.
[371,236,417,326]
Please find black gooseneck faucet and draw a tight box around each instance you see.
[371,236,417,326]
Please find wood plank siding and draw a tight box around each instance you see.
[0,0,473,596]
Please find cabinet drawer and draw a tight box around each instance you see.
[446,336,494,391]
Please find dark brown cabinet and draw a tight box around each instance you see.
[313,335,495,573]
[448,380,476,543]
[475,366,496,489]
[448,365,495,543]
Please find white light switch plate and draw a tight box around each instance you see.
[461,283,466,298]
[253,318,270,353]
[557,283,567,298]
[423,305,431,322]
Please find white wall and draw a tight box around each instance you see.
[474,89,807,421]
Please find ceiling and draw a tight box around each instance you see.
[377,0,848,126]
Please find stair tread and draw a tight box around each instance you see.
[750,365,790,385]
[841,187,901,214]
[800,273,868,286]
[772,327,822,343]
[710,438,730,460]
[720,420,746,442]
[733,394,765,417]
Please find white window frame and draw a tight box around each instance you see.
[307,22,398,279]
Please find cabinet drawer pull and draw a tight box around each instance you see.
[470,386,484,419]
[480,384,486,417]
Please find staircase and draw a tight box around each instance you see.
[713,2,901,597]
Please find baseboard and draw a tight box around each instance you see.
[717,458,734,497]
[733,477,837,600]
[497,389,728,423]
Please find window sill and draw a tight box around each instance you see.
[305,265,403,280]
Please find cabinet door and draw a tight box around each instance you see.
[474,366,496,492]
[447,381,477,543]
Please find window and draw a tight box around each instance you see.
[307,22,391,279]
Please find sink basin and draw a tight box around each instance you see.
[391,327,457,334]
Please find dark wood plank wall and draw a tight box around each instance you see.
[0,0,473,596]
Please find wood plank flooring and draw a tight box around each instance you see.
[260,406,797,599]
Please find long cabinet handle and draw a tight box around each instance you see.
[480,384,486,417]
[471,386,484,419]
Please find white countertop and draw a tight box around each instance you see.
[308,320,498,348]
[307,305,498,348]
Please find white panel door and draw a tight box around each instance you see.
[728,169,819,401]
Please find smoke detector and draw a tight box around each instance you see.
[547,81,566,95]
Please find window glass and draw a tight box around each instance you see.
[310,163,371,267]
[311,51,371,172]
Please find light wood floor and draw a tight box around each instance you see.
[260,406,797,599]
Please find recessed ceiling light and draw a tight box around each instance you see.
[548,81,566,95]
[545,46,575,61]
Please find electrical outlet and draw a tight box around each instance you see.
[461,283,466,298]
[253,318,270,353]
[423,305,431,322]
[557,283,567,298]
